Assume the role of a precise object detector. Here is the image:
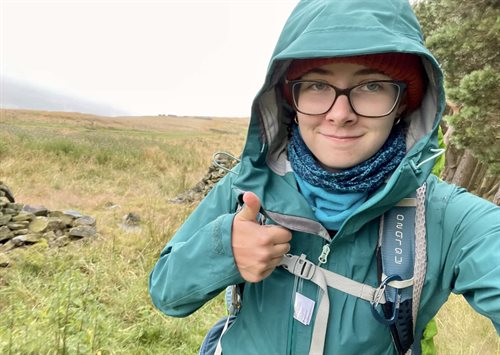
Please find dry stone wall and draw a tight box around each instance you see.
[0,181,97,267]
[170,153,239,204]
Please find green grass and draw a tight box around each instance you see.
[0,225,226,354]
[0,109,498,354]
[0,109,245,354]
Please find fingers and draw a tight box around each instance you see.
[262,225,292,245]
[240,256,285,283]
[234,238,290,283]
[271,241,291,257]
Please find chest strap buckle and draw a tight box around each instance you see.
[281,254,316,280]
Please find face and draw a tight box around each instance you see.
[295,62,406,171]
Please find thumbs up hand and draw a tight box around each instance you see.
[232,192,292,283]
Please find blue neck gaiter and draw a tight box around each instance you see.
[288,124,406,230]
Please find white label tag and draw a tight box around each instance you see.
[293,292,315,326]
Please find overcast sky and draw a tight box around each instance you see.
[1,0,299,117]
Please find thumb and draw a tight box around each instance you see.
[237,191,262,222]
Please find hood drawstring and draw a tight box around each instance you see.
[212,151,241,175]
[410,148,446,174]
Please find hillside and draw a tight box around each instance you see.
[0,108,247,134]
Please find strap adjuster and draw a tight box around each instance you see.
[281,254,316,280]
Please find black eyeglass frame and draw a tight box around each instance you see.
[285,79,407,118]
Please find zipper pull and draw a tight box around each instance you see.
[318,244,330,265]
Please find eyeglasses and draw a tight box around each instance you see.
[286,79,407,118]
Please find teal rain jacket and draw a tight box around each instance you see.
[150,1,500,354]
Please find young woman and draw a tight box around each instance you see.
[149,1,500,354]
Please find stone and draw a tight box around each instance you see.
[0,182,15,203]
[68,225,97,239]
[122,213,141,226]
[0,226,13,242]
[47,217,66,231]
[8,221,30,230]
[22,205,49,217]
[3,208,16,215]
[29,217,49,233]
[118,213,142,232]
[61,215,75,226]
[13,229,29,236]
[0,240,15,253]
[12,234,43,244]
[42,231,57,241]
[12,211,35,222]
[7,203,23,211]
[0,214,12,226]
[62,210,84,219]
[10,237,24,247]
[49,211,77,226]
[0,253,10,267]
[73,216,96,227]
[48,211,64,218]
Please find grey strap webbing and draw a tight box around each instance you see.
[214,316,232,355]
[280,254,394,355]
[280,254,390,304]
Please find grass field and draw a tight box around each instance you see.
[0,109,498,354]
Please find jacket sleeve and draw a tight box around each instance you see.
[440,184,500,334]
[149,171,245,317]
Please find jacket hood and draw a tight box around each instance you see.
[234,0,446,238]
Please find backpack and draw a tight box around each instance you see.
[202,183,427,355]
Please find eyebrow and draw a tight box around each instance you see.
[304,67,385,77]
[355,68,385,76]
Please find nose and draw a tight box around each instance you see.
[324,94,358,125]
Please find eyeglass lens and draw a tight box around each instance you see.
[292,81,401,117]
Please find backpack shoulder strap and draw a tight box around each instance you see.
[376,183,427,355]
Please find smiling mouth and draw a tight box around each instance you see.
[321,133,362,141]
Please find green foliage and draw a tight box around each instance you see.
[414,0,500,173]
[421,318,438,355]
[431,126,446,177]
[445,67,500,173]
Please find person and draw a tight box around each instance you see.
[149,0,500,354]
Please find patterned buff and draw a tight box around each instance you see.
[288,124,406,193]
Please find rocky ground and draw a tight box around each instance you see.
[0,181,97,267]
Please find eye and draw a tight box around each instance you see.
[358,81,383,92]
[302,81,331,92]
